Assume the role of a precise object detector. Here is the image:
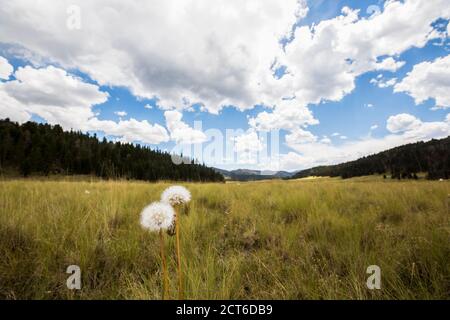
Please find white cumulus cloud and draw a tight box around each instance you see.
[285,128,318,148]
[386,113,422,133]
[0,64,108,129]
[370,77,397,88]
[281,113,450,171]
[0,56,13,79]
[249,0,449,139]
[0,0,308,113]
[233,130,265,153]
[164,110,207,144]
[114,111,127,117]
[0,58,169,144]
[277,0,449,108]
[249,98,318,131]
[88,118,169,144]
[395,54,450,108]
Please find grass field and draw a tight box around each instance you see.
[0,177,449,299]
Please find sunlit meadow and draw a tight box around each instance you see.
[0,177,448,299]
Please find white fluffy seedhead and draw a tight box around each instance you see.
[140,202,175,232]
[161,186,191,206]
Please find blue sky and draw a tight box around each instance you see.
[0,0,449,171]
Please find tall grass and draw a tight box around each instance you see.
[0,178,448,299]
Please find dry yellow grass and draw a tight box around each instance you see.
[0,178,448,299]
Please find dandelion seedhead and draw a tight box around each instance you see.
[140,202,175,232]
[161,186,191,206]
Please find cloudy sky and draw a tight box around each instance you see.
[0,0,449,171]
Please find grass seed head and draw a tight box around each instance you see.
[161,186,191,206]
[140,202,175,232]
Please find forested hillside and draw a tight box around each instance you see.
[292,137,450,180]
[0,119,224,182]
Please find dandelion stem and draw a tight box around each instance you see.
[175,208,183,299]
[159,230,169,300]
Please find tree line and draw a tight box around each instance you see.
[292,136,450,180]
[0,119,224,182]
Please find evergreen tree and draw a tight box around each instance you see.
[292,136,450,180]
[0,119,224,183]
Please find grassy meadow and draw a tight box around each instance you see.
[0,177,449,299]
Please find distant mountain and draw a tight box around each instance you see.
[214,168,296,181]
[231,169,261,176]
[292,136,450,180]
[261,170,294,178]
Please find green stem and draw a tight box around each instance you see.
[175,207,183,299]
[159,230,169,300]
